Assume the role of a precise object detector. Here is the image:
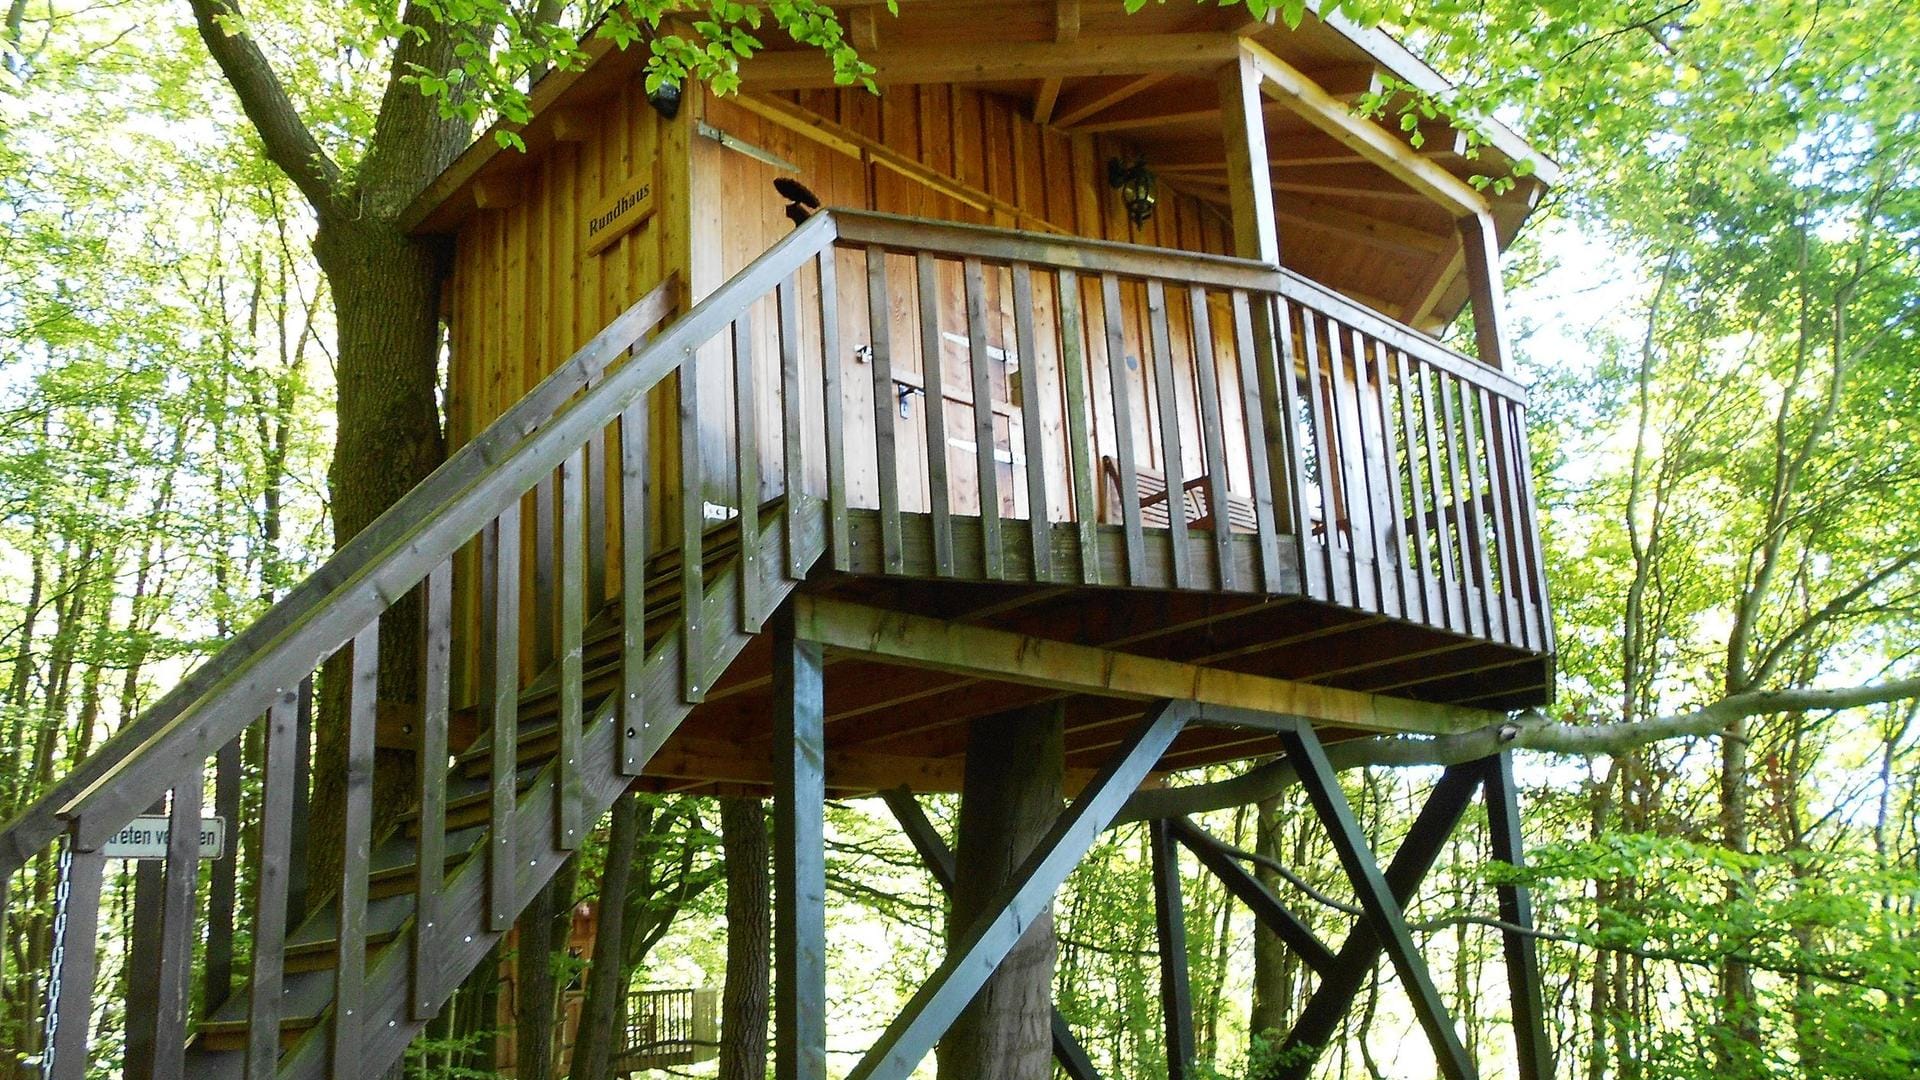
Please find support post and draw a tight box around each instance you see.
[1457,212,1511,370]
[1277,723,1477,1080]
[881,789,1105,1080]
[1217,47,1280,265]
[1149,820,1195,1080]
[1482,752,1553,1080]
[774,604,827,1080]
[1167,816,1337,975]
[848,702,1190,1080]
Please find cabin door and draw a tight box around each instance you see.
[919,260,1025,522]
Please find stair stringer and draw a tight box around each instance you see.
[187,503,825,1080]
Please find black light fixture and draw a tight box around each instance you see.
[1107,155,1157,227]
[647,79,683,120]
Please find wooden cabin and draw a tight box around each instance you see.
[404,0,1555,795]
[14,4,1561,1080]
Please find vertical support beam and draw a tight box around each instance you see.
[1482,752,1553,1080]
[774,604,827,1080]
[1277,723,1477,1080]
[1216,47,1280,266]
[1149,820,1195,1080]
[1456,212,1511,370]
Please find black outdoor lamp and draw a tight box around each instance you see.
[1107,155,1157,226]
[647,79,683,119]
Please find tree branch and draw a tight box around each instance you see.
[1118,676,1920,823]
[187,0,341,215]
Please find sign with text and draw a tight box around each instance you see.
[102,815,227,860]
[582,175,656,257]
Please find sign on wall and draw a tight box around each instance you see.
[582,171,656,257]
[102,814,227,860]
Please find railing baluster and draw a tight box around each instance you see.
[619,400,649,776]
[1481,385,1530,649]
[963,256,1004,579]
[819,251,850,572]
[1012,262,1053,582]
[333,619,378,1068]
[679,342,706,701]
[1146,279,1192,590]
[1297,307,1344,599]
[1436,374,1486,638]
[484,505,520,929]
[778,274,808,579]
[1271,297,1322,600]
[1344,322,1390,614]
[1417,360,1467,635]
[249,688,299,1078]
[204,734,240,1015]
[150,765,202,1076]
[1187,286,1236,591]
[866,247,905,575]
[733,314,763,630]
[559,448,586,845]
[45,843,106,1080]
[915,252,955,577]
[415,559,452,1017]
[1231,290,1285,594]
[1101,273,1145,585]
[1368,338,1415,619]
[587,413,610,608]
[1055,270,1101,586]
[1455,378,1505,643]
[1392,348,1440,627]
[1508,401,1555,653]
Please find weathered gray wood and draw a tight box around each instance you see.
[1393,348,1440,627]
[867,247,906,575]
[288,677,312,923]
[586,413,610,608]
[486,508,520,932]
[1187,286,1236,591]
[125,813,162,1080]
[1453,377,1503,644]
[845,701,1189,1080]
[1166,816,1336,975]
[1416,360,1467,635]
[680,340,708,700]
[149,766,202,1077]
[249,689,300,1079]
[1146,280,1193,590]
[1149,819,1195,1080]
[915,252,955,577]
[1507,401,1555,652]
[778,274,809,578]
[819,249,851,572]
[1054,270,1101,586]
[963,257,1004,580]
[1279,761,1482,1077]
[1324,322,1380,614]
[1227,291,1280,592]
[1268,298,1321,599]
[1279,722,1477,1080]
[559,448,587,847]
[333,620,379,1070]
[1100,273,1145,584]
[1435,366,1481,639]
[733,314,763,631]
[204,734,241,1013]
[619,402,649,776]
[774,604,827,1080]
[1482,752,1553,1080]
[1295,310,1351,608]
[1479,385,1530,649]
[414,559,452,1018]
[45,844,105,1080]
[1012,263,1053,582]
[1354,335,1405,619]
[534,472,558,671]
[0,277,676,875]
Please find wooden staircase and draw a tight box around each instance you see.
[4,211,844,1080]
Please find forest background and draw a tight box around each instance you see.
[2,0,1917,1077]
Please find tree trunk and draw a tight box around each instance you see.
[572,792,642,1080]
[935,702,1064,1080]
[1248,794,1288,1048]
[514,854,580,1078]
[718,796,769,1080]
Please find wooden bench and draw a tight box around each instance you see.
[1098,455,1259,534]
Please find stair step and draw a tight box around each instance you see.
[197,1014,319,1054]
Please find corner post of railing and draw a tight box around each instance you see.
[40,825,106,1080]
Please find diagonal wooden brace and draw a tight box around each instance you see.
[849,701,1191,1080]
[1276,760,1483,1075]
[1166,816,1338,976]
[1277,722,1478,1080]
[881,789,1105,1080]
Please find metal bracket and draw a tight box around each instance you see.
[696,120,802,173]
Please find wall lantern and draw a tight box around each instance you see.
[647,79,683,120]
[1107,156,1157,226]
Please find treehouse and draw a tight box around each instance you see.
[6,4,1561,1079]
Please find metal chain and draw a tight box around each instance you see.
[37,841,73,1080]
